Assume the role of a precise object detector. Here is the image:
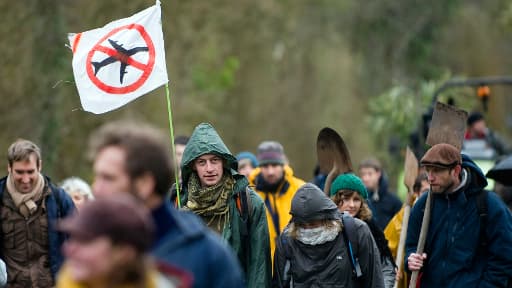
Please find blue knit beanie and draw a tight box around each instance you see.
[329,173,368,200]
[236,151,259,168]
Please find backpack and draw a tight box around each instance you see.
[279,212,362,287]
[474,189,512,287]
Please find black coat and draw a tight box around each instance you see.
[273,216,384,288]
[367,176,402,230]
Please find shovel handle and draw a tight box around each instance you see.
[409,190,432,288]
[323,162,340,196]
[394,203,411,288]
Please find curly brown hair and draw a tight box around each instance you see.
[331,190,372,221]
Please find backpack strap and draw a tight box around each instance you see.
[342,213,363,278]
[237,187,250,235]
[235,187,253,272]
[475,189,488,248]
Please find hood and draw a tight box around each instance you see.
[290,183,338,224]
[373,173,390,196]
[461,153,488,195]
[181,123,238,185]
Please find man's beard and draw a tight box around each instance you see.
[431,180,455,194]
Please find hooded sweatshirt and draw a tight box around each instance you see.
[180,123,272,288]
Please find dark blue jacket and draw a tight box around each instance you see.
[0,176,75,279]
[367,175,402,230]
[405,155,512,287]
[151,202,245,288]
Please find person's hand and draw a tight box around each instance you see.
[395,267,402,281]
[407,253,427,271]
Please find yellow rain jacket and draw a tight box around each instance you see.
[249,166,305,264]
[56,264,174,288]
[384,194,418,288]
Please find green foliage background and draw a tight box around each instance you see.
[1,0,512,189]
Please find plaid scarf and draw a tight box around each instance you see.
[185,173,234,232]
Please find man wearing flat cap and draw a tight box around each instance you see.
[405,143,512,287]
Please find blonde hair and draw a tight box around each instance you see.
[331,190,372,221]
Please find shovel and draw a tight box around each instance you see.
[316,127,353,195]
[394,147,418,288]
[425,102,468,149]
[409,102,467,288]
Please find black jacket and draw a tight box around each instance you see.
[368,176,402,230]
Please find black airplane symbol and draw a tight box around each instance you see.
[91,39,149,84]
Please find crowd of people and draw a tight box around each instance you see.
[0,119,511,287]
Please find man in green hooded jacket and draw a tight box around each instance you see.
[177,123,272,288]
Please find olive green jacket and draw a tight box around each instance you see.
[180,123,272,288]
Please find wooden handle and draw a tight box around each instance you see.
[409,190,432,288]
[323,161,339,196]
[394,203,411,288]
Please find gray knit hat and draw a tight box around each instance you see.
[257,141,285,166]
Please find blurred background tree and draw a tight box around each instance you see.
[1,0,511,190]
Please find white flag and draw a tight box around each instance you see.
[68,2,168,114]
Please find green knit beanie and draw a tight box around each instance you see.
[329,173,368,200]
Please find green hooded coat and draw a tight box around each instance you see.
[180,123,272,288]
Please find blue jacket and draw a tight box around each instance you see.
[151,202,245,288]
[405,155,512,287]
[0,176,75,279]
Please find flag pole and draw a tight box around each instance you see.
[165,82,181,208]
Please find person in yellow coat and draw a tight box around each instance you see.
[384,173,429,288]
[248,141,305,264]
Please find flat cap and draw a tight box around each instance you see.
[420,143,461,169]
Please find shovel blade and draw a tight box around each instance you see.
[426,102,468,150]
[403,147,419,198]
[316,127,353,175]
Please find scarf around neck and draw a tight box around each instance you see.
[255,173,285,193]
[185,173,234,232]
[296,220,342,245]
[6,172,45,218]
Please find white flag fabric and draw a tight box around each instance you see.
[68,2,168,114]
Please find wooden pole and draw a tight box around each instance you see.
[408,189,432,288]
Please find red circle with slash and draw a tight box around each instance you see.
[86,24,155,94]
